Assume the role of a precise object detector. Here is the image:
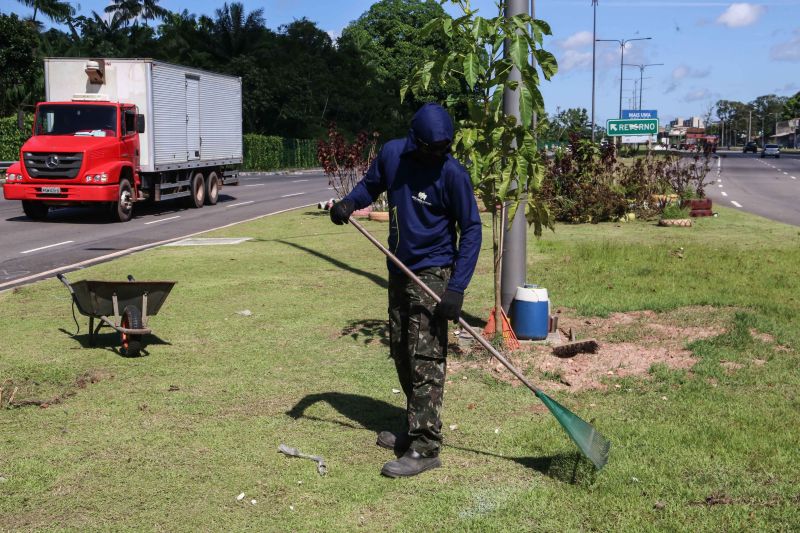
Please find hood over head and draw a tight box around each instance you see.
[409,103,454,146]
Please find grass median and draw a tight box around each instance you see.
[1,206,799,531]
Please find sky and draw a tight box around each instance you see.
[7,0,800,125]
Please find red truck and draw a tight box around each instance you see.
[3,58,242,221]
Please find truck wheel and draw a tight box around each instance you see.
[188,172,205,208]
[22,201,49,220]
[205,171,220,205]
[112,179,134,222]
[120,305,143,357]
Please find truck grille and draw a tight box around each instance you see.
[23,152,83,179]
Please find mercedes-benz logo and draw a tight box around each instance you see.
[45,155,60,169]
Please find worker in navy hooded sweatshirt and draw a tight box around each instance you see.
[330,103,482,478]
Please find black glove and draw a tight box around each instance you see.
[435,289,464,323]
[330,198,355,225]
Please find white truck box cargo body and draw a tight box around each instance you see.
[44,58,243,173]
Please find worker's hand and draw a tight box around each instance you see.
[435,289,464,323]
[330,199,355,225]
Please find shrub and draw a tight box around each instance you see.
[0,114,33,163]
[243,135,317,171]
[316,123,379,200]
[660,203,690,220]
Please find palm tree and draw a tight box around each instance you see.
[211,2,267,60]
[104,0,142,27]
[15,0,75,25]
[140,0,168,27]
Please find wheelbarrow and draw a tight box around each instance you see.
[58,273,176,356]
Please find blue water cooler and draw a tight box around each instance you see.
[510,285,550,340]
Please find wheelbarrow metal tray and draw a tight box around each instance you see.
[70,280,176,318]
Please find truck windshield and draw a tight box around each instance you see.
[35,105,117,137]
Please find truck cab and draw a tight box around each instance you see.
[4,98,144,221]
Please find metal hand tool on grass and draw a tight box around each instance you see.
[349,217,611,470]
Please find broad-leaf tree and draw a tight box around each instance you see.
[402,0,557,335]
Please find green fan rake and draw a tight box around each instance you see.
[349,217,611,469]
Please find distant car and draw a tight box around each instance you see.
[761,144,781,158]
[743,141,758,154]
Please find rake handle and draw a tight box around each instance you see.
[348,217,544,397]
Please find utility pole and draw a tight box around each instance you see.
[597,37,652,119]
[591,0,598,142]
[748,110,752,142]
[501,0,529,312]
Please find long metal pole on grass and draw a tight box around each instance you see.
[347,217,611,470]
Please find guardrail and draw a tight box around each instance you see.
[0,161,12,172]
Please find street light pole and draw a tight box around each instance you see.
[591,0,598,142]
[597,37,652,118]
[623,63,663,110]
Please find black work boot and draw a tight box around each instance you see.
[376,431,412,455]
[381,449,441,478]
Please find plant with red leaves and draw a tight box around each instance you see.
[317,123,379,201]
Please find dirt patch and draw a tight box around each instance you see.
[749,328,775,344]
[450,307,729,392]
[1,369,113,409]
[720,361,744,373]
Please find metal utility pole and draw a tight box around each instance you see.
[501,0,529,312]
[623,63,663,110]
[597,37,652,119]
[748,110,752,142]
[591,0,598,142]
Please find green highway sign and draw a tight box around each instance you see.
[606,118,659,136]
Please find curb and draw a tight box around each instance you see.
[239,167,323,177]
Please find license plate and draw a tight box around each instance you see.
[41,187,61,194]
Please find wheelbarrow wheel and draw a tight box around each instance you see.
[120,305,143,357]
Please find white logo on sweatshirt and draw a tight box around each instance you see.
[413,191,432,207]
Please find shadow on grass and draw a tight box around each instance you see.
[58,328,170,358]
[341,319,390,346]
[286,392,591,484]
[276,240,486,329]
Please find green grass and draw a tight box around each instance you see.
[1,207,799,531]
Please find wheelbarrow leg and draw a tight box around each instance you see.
[89,317,95,346]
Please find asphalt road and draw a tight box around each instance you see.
[0,170,333,290]
[705,152,800,227]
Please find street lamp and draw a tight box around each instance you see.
[623,63,663,110]
[591,0,598,142]
[596,37,652,118]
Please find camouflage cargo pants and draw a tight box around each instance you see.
[388,266,451,457]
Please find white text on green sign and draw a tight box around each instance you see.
[606,119,659,136]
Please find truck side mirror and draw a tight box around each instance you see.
[137,114,146,134]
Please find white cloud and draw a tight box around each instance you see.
[559,50,594,72]
[560,31,594,50]
[716,3,766,28]
[672,65,712,80]
[770,28,800,61]
[685,88,711,102]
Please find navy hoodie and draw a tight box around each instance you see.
[345,103,482,294]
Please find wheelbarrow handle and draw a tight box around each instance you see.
[57,273,75,295]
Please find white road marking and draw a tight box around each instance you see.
[226,201,255,208]
[281,192,304,198]
[731,201,743,208]
[717,179,722,183]
[21,241,74,254]
[327,187,334,190]
[245,184,265,187]
[0,203,317,291]
[292,179,309,183]
[144,215,180,225]
[792,176,797,180]
[718,184,723,188]
[783,172,789,175]
[721,191,728,197]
